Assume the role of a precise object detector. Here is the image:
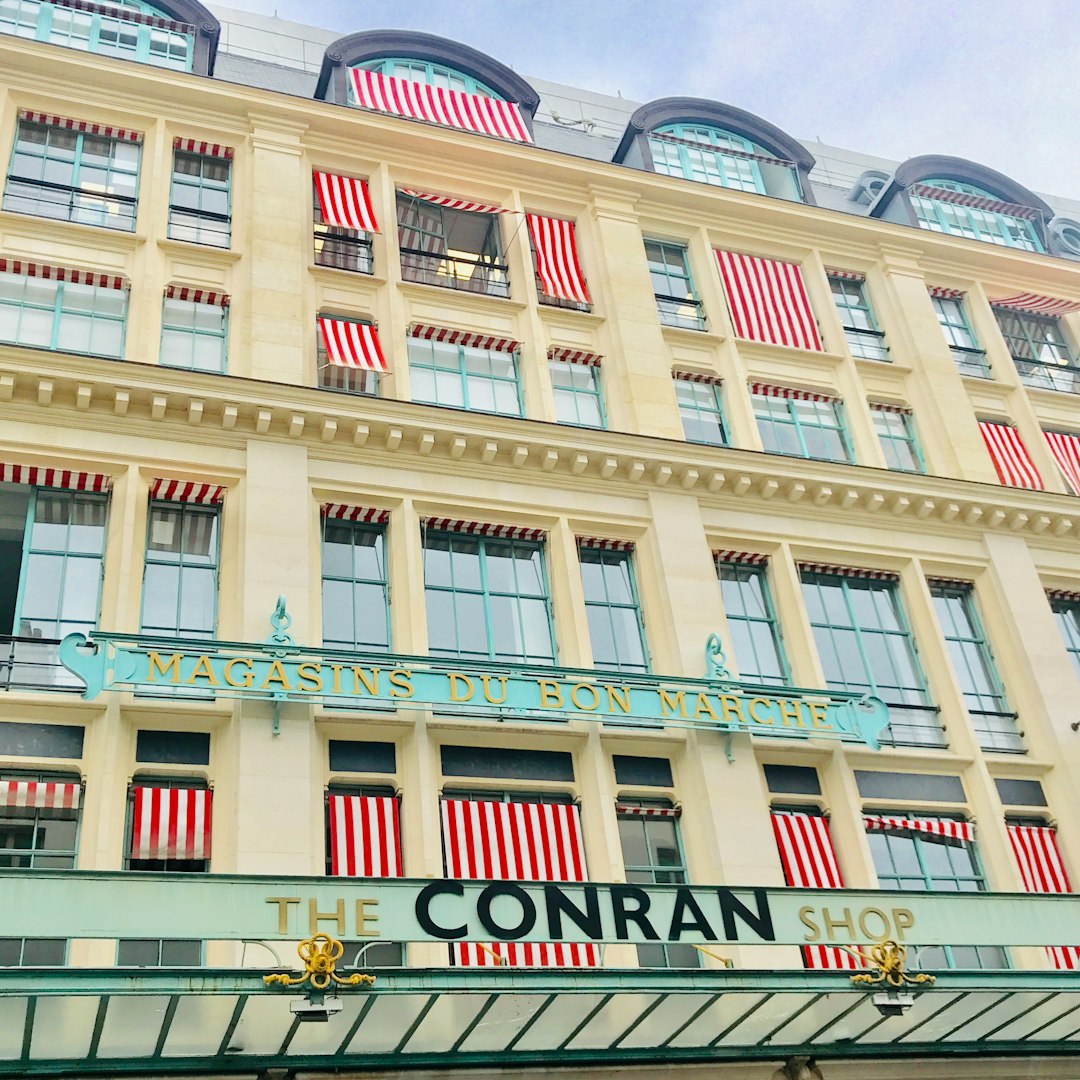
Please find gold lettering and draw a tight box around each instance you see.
[389,668,414,698]
[355,898,380,938]
[481,675,507,705]
[186,654,220,686]
[309,898,346,935]
[352,666,381,696]
[693,692,719,721]
[260,660,293,692]
[808,702,832,730]
[748,697,774,725]
[659,688,687,717]
[296,662,323,693]
[893,908,914,940]
[777,698,805,728]
[606,685,631,714]
[799,905,820,942]
[538,679,564,709]
[718,694,747,726]
[859,906,891,941]
[822,906,856,941]
[147,651,182,683]
[330,663,343,695]
[224,657,254,688]
[267,896,301,934]
[448,673,474,702]
[570,683,600,711]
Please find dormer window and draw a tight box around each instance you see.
[648,124,764,193]
[354,58,501,99]
[909,179,1044,252]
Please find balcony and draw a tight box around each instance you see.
[875,703,947,749]
[1013,356,1080,395]
[400,248,509,298]
[0,636,82,693]
[313,225,373,274]
[950,345,992,378]
[657,293,706,331]
[2,177,137,233]
[536,273,592,313]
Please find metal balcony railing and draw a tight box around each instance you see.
[875,703,947,749]
[0,636,82,693]
[951,345,992,378]
[535,273,592,313]
[1013,356,1080,395]
[167,205,231,249]
[313,227,373,274]
[2,177,137,232]
[400,248,509,298]
[656,293,706,331]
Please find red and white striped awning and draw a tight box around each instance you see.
[0,463,111,493]
[173,137,233,160]
[165,285,229,308]
[328,794,402,877]
[715,550,769,566]
[748,382,839,404]
[868,400,912,415]
[978,420,1045,490]
[577,536,635,552]
[527,215,591,305]
[927,285,965,300]
[1045,431,1080,496]
[349,68,533,144]
[864,815,975,842]
[647,131,794,169]
[1046,588,1080,603]
[1007,824,1080,970]
[827,270,866,283]
[0,258,126,291]
[318,316,388,372]
[51,0,193,32]
[990,293,1080,317]
[798,563,898,581]
[673,369,723,384]
[424,518,545,542]
[322,504,390,524]
[441,798,598,967]
[615,804,680,818]
[131,786,212,861]
[314,171,380,232]
[925,577,974,590]
[548,346,602,366]
[408,324,518,354]
[0,779,80,810]
[909,183,1042,221]
[150,478,225,505]
[716,250,823,352]
[18,109,141,143]
[771,811,860,970]
[399,189,512,215]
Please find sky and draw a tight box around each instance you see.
[215,0,1080,200]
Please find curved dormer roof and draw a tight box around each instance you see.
[151,0,220,75]
[315,29,541,122]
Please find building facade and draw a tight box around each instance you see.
[2,3,1080,1077]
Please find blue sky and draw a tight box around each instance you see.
[218,0,1079,199]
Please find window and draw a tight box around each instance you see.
[322,519,389,651]
[1050,595,1080,681]
[159,295,227,373]
[866,817,1006,969]
[801,571,941,747]
[871,406,925,473]
[674,377,727,446]
[356,58,500,97]
[617,800,699,969]
[579,545,648,674]
[135,730,210,765]
[911,179,1042,252]
[168,150,230,248]
[140,502,219,638]
[716,560,788,685]
[931,584,1021,752]
[931,293,990,378]
[408,336,521,417]
[126,778,210,871]
[117,939,201,966]
[0,266,127,358]
[994,308,1080,394]
[317,317,381,398]
[829,275,888,361]
[644,239,705,330]
[313,181,372,274]
[0,938,66,966]
[550,357,604,428]
[397,194,508,298]
[648,124,765,193]
[4,118,139,231]
[423,531,555,664]
[0,0,194,70]
[751,389,852,463]
[0,773,80,868]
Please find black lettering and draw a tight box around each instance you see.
[477,882,536,940]
[415,881,466,940]
[545,885,601,940]
[718,888,775,942]
[610,884,660,940]
[668,887,716,940]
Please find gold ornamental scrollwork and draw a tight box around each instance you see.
[263,933,377,990]
[846,939,936,989]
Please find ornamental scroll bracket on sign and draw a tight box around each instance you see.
[58,600,891,750]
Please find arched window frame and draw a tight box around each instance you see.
[647,123,766,195]
[911,177,1043,252]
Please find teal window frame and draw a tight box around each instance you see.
[423,530,556,665]
[752,392,853,463]
[168,150,231,249]
[931,583,1021,753]
[829,275,888,361]
[317,318,380,398]
[993,308,1079,394]
[0,769,81,869]
[911,179,1043,252]
[716,560,790,686]
[408,335,522,418]
[321,520,390,652]
[352,57,502,98]
[644,239,706,330]
[159,296,228,374]
[1050,595,1080,681]
[550,358,605,429]
[579,546,649,674]
[4,117,140,231]
[871,406,925,473]
[139,501,220,639]
[675,378,727,446]
[647,123,765,194]
[617,798,699,969]
[0,267,128,359]
[801,571,942,747]
[866,816,1007,970]
[932,294,990,378]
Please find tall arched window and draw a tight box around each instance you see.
[353,58,503,100]
[647,124,766,194]
[910,178,1043,252]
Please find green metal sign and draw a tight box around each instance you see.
[59,599,891,748]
